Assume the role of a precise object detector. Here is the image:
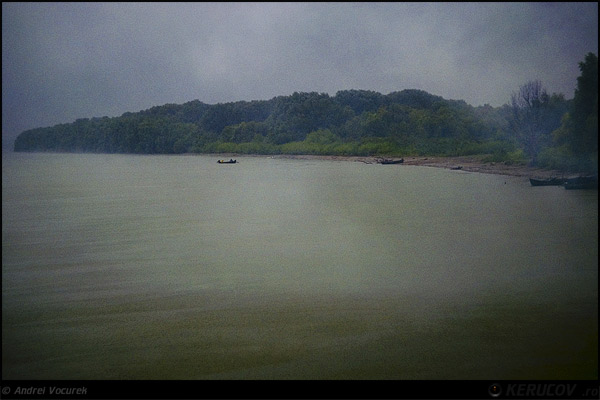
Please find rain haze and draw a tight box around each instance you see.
[2,2,598,151]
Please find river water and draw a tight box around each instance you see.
[2,152,597,379]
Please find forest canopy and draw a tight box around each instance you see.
[14,54,598,173]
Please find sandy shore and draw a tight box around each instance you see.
[265,154,569,179]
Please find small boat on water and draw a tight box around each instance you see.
[378,158,404,165]
[563,175,598,190]
[529,177,565,186]
[217,159,236,164]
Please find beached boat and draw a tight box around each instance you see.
[378,158,404,165]
[563,175,598,190]
[529,177,565,186]
[217,159,236,164]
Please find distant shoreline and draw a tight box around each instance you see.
[210,153,571,179]
[6,150,575,179]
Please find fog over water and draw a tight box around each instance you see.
[2,153,597,379]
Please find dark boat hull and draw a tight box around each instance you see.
[564,176,598,190]
[217,160,236,164]
[529,177,564,186]
[379,158,404,164]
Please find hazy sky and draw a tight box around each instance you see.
[2,2,598,150]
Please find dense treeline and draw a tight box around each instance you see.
[14,53,598,173]
[11,89,518,157]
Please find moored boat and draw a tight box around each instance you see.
[378,158,404,164]
[217,159,237,164]
[529,177,565,186]
[563,175,598,190]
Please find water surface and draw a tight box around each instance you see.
[2,152,597,379]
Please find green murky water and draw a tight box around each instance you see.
[2,152,597,379]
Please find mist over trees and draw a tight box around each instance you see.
[14,54,598,173]
[508,80,569,164]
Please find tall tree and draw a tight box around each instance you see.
[550,53,598,172]
[509,80,550,163]
[570,52,598,155]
